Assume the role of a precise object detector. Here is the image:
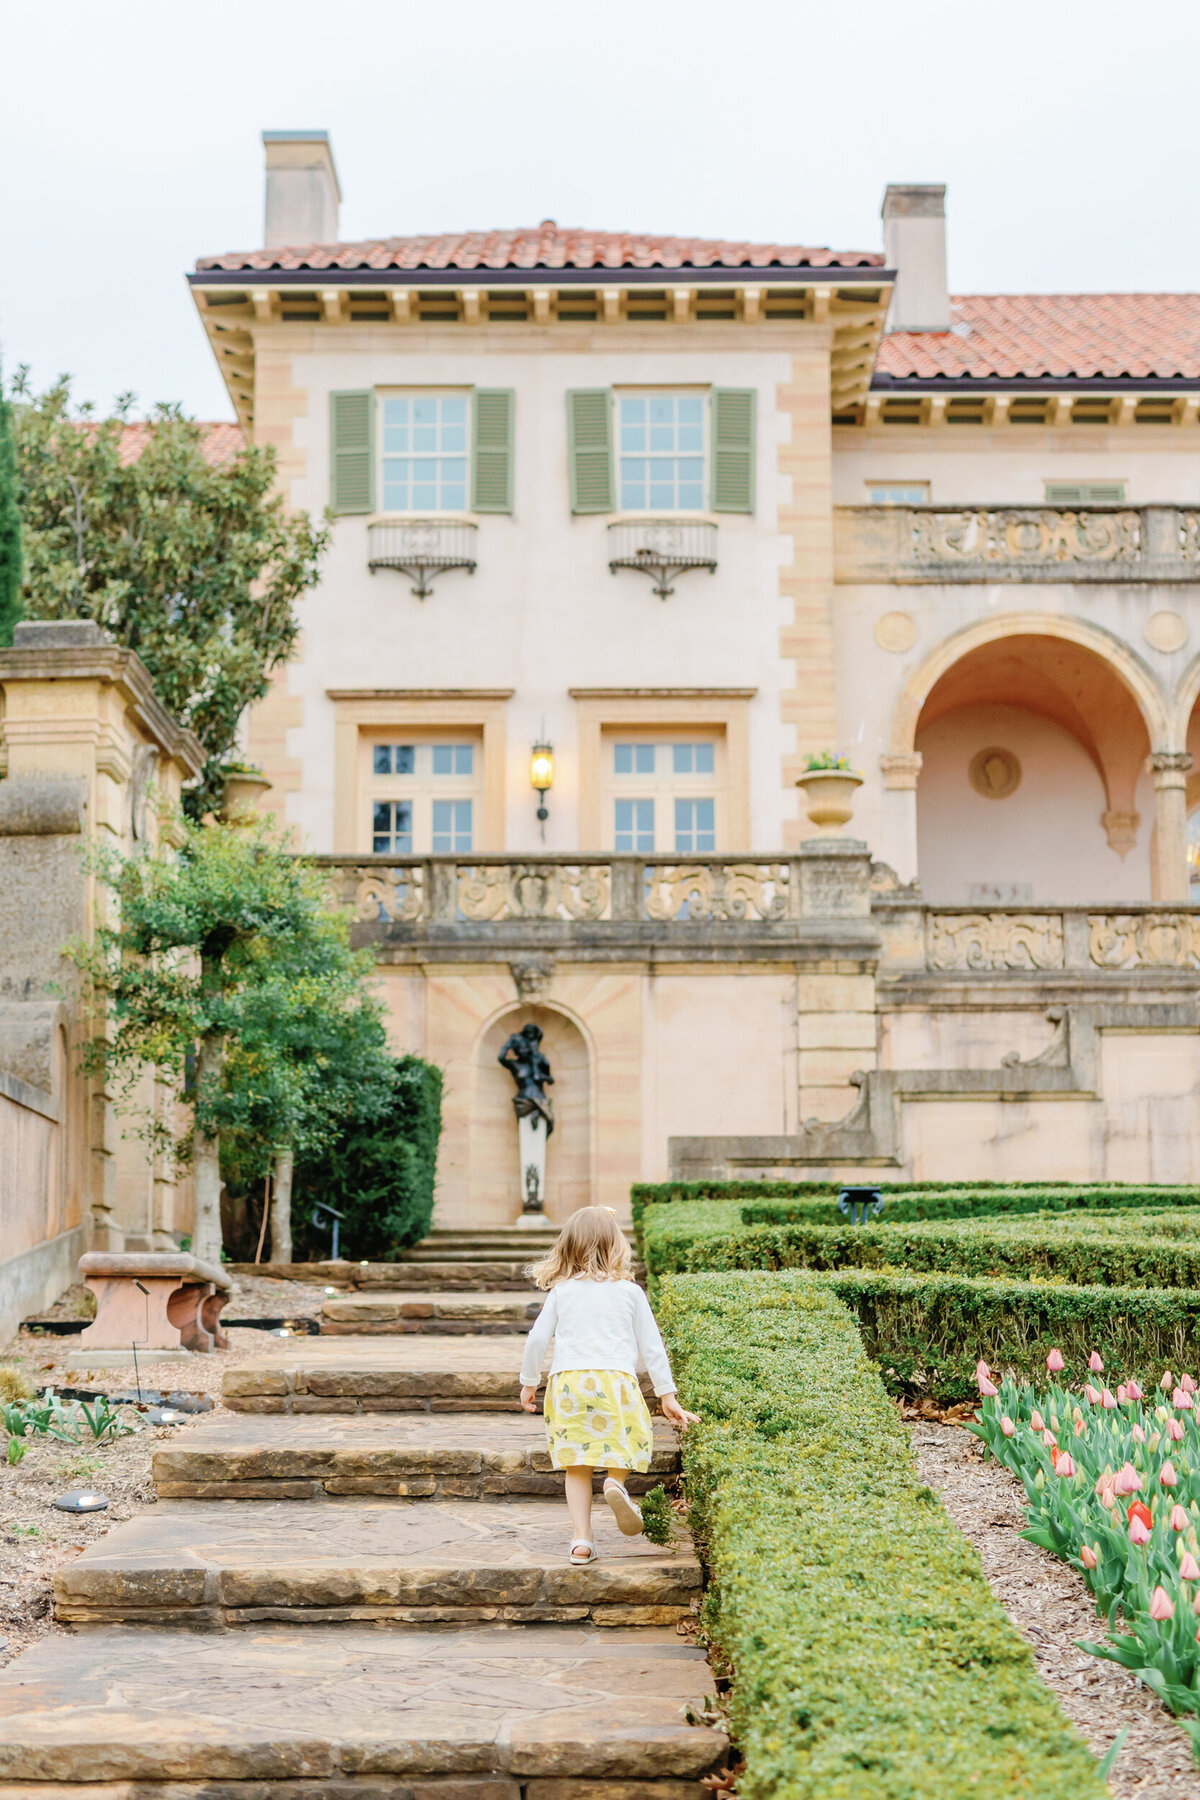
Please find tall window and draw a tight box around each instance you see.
[607,737,719,852]
[368,738,478,853]
[618,393,705,511]
[380,395,468,512]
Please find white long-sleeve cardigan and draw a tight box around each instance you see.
[519,1276,677,1396]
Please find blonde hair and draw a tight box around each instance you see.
[527,1207,633,1289]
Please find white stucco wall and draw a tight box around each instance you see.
[832,426,1200,506]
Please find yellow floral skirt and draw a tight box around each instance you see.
[543,1369,654,1471]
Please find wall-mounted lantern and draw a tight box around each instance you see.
[531,741,554,840]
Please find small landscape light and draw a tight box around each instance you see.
[324,1286,337,1296]
[146,1407,187,1427]
[53,1491,109,1514]
[270,1327,291,1338]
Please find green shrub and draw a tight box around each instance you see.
[657,1270,1107,1800]
[831,1267,1200,1402]
[741,1184,1200,1227]
[645,1210,1200,1291]
[292,1055,442,1259]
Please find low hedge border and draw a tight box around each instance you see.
[830,1267,1200,1402]
[631,1178,1196,1227]
[644,1212,1200,1292]
[657,1269,1108,1800]
[741,1184,1200,1227]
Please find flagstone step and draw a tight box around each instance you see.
[320,1291,544,1335]
[153,1412,681,1500]
[53,1498,701,1627]
[223,1335,589,1414]
[0,1622,726,1794]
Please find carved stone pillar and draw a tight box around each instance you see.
[879,751,923,886]
[1149,752,1192,902]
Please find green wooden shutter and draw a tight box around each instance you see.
[329,390,374,514]
[567,389,614,513]
[472,389,514,513]
[710,388,756,513]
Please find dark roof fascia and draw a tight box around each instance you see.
[189,263,890,289]
[871,373,1200,392]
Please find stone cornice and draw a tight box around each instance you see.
[0,644,205,778]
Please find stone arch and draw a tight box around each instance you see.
[1172,653,1200,756]
[890,612,1172,758]
[471,1003,595,1225]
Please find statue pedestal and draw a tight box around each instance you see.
[516,1109,549,1225]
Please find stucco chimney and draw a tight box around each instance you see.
[881,184,950,332]
[263,130,341,248]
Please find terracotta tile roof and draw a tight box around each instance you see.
[118,421,245,466]
[195,225,882,274]
[877,294,1200,382]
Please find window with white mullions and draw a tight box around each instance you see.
[614,799,655,852]
[373,800,413,854]
[380,395,468,512]
[618,394,706,512]
[674,798,715,852]
[365,737,480,854]
[606,736,721,852]
[432,799,473,853]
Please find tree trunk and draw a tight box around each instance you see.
[191,1033,224,1266]
[272,1145,294,1265]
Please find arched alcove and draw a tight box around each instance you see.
[912,633,1155,904]
[471,1006,593,1225]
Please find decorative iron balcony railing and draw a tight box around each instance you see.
[835,504,1200,583]
[367,520,478,597]
[607,519,718,597]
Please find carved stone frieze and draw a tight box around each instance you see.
[457,863,611,922]
[1088,913,1200,970]
[643,862,791,922]
[927,912,1065,972]
[351,865,425,924]
[913,508,1142,566]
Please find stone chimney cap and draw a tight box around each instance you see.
[882,184,946,220]
[12,620,112,649]
[262,130,342,203]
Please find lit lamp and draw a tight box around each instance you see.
[531,741,554,839]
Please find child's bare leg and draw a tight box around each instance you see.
[564,1466,595,1542]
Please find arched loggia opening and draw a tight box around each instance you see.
[911,633,1156,904]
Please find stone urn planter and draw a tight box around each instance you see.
[219,769,272,823]
[796,768,864,835]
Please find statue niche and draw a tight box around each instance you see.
[498,1022,555,1221]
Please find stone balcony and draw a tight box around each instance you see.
[835,503,1200,584]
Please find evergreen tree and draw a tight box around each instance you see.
[0,369,22,646]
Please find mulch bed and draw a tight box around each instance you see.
[912,1419,1200,1798]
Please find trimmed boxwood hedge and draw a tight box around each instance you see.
[657,1270,1108,1800]
[831,1267,1200,1401]
[631,1178,1197,1227]
[644,1210,1200,1291]
[741,1184,1200,1227]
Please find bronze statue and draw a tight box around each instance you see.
[498,1022,555,1135]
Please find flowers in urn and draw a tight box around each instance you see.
[795,751,864,836]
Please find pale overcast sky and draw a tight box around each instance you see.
[2,0,1197,422]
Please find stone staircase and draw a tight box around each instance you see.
[0,1244,726,1796]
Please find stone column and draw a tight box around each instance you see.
[1149,752,1192,903]
[795,840,880,1123]
[878,751,923,886]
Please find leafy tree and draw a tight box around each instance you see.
[7,372,328,813]
[0,368,21,646]
[217,911,397,1261]
[74,815,331,1264]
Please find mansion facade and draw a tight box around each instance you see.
[184,133,1200,1224]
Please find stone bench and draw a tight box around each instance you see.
[76,1252,232,1354]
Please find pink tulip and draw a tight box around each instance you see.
[1074,1418,1087,1437]
[1162,1371,1175,1391]
[1161,1462,1179,1488]
[1080,1544,1098,1570]
[1149,1585,1175,1620]
[1089,1352,1104,1372]
[1030,1410,1045,1433]
[1183,1374,1197,1395]
[978,1375,999,1398]
[1115,1463,1143,1495]
[1168,1419,1186,1442]
[1042,1429,1058,1448]
[1132,1425,1147,1444]
[998,1415,1014,1437]
[1046,1348,1065,1373]
[1101,1388,1118,1410]
[1057,1454,1076,1478]
[1174,1388,1194,1411]
[1128,1380,1144,1402]
[975,1358,992,1384]
[1097,1479,1117,1510]
[1083,1384,1102,1405]
[1130,1515,1153,1545]
[1117,1385,1129,1404]
[1171,1504,1190,1532]
[1181,1553,1200,1581]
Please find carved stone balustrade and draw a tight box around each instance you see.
[835,504,1200,584]
[871,899,1200,976]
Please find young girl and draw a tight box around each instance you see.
[519,1206,699,1564]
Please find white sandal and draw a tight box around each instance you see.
[569,1538,596,1564]
[603,1479,644,1537]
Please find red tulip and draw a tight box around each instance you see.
[1149,1586,1175,1620]
[1128,1499,1153,1529]
[1129,1515,1153,1546]
[1046,1348,1065,1373]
